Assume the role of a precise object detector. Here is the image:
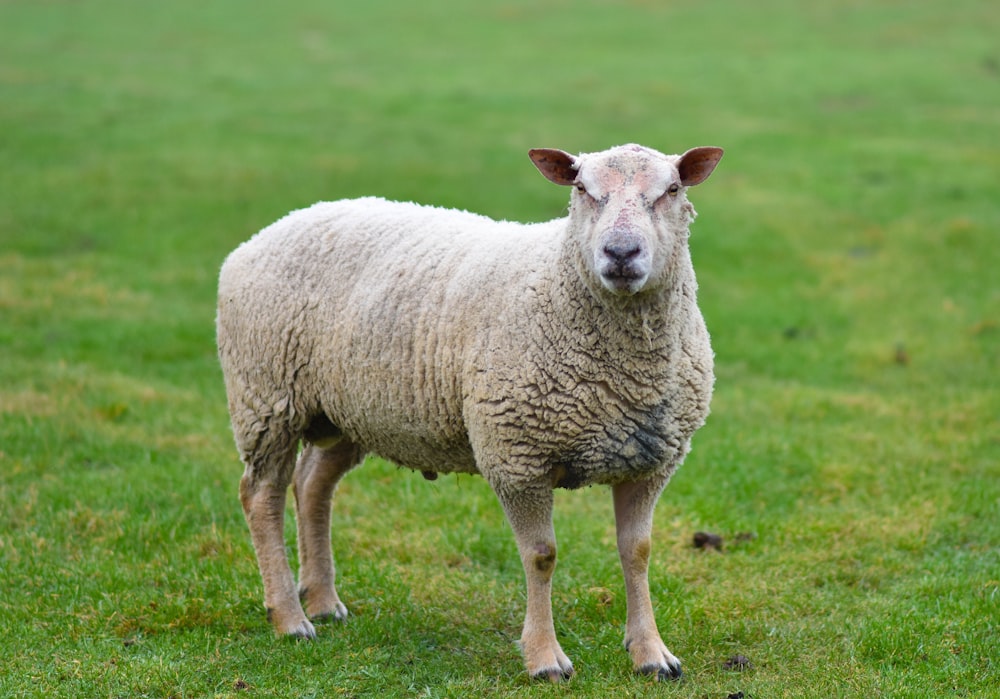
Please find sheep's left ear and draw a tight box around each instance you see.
[678,147,724,186]
[529,148,578,186]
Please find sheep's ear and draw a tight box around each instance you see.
[529,148,578,186]
[678,146,724,186]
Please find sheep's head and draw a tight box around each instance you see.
[529,144,722,296]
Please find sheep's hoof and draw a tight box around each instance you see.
[637,660,683,682]
[309,601,349,623]
[532,666,574,683]
[267,608,317,639]
[281,620,317,640]
[627,635,683,681]
[523,638,574,682]
[299,585,349,622]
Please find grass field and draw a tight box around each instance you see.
[1,0,997,696]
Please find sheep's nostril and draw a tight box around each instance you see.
[603,241,642,264]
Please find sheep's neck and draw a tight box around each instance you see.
[539,249,699,409]
[554,245,696,352]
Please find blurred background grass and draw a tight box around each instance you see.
[1,0,997,697]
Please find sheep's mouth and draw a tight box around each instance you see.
[599,266,649,295]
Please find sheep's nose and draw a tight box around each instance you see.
[603,240,642,264]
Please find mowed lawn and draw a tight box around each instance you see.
[0,0,997,697]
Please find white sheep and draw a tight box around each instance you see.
[216,143,723,681]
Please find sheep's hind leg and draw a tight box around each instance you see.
[612,478,682,680]
[293,438,362,621]
[493,484,574,682]
[240,446,315,638]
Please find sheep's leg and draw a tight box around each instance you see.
[240,450,315,638]
[494,486,574,682]
[612,478,682,680]
[292,439,361,621]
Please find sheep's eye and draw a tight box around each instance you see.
[575,182,586,194]
[667,183,681,196]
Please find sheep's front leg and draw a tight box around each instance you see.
[612,478,682,680]
[494,485,574,682]
[240,454,315,639]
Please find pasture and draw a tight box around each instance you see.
[0,0,997,696]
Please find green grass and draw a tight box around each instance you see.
[1,0,997,696]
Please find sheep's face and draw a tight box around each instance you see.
[530,144,723,296]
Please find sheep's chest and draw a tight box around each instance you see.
[547,398,681,489]
[471,298,713,489]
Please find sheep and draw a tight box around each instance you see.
[216,143,723,682]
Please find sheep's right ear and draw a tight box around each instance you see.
[529,148,578,186]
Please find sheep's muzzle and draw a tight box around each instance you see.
[596,228,651,295]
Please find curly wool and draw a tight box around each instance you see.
[218,192,712,494]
